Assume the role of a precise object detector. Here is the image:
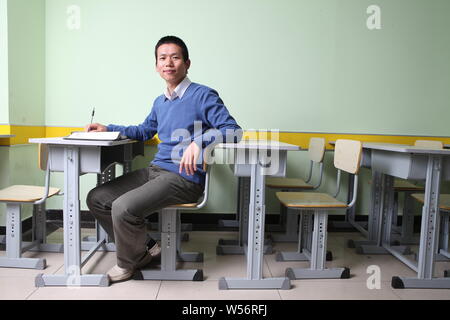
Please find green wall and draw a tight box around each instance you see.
[0,0,46,225]
[8,0,45,125]
[44,0,450,135]
[0,0,8,124]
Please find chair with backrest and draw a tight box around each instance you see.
[266,137,326,242]
[389,140,444,244]
[134,153,213,281]
[275,139,362,279]
[0,144,60,269]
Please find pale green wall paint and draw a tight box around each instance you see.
[0,0,46,225]
[45,0,450,135]
[2,0,450,223]
[0,147,10,225]
[43,0,450,215]
[8,0,45,126]
[0,0,9,123]
[41,0,450,216]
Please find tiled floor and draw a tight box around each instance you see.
[1,228,450,300]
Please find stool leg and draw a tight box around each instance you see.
[0,204,45,269]
[400,192,416,244]
[440,213,449,253]
[7,204,21,260]
[285,210,349,279]
[137,208,202,281]
[162,209,177,272]
[275,210,324,261]
[176,213,203,262]
[304,211,313,252]
[33,203,46,244]
[310,212,327,270]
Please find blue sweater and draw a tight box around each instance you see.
[107,83,242,186]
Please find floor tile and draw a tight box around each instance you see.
[1,228,448,300]
[157,280,281,300]
[28,279,161,300]
[279,280,400,300]
[0,276,39,300]
[392,288,450,300]
[0,251,64,278]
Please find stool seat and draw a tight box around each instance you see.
[276,192,347,209]
[0,185,60,203]
[266,177,314,189]
[169,203,198,208]
[411,193,450,211]
[394,180,424,192]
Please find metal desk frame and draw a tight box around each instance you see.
[351,143,450,289]
[216,140,300,290]
[29,137,143,287]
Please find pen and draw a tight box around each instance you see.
[91,107,95,124]
[90,107,95,124]
[88,107,95,132]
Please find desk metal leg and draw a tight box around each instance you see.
[396,191,419,244]
[36,147,109,287]
[28,203,64,253]
[356,174,411,255]
[217,177,248,254]
[217,177,272,255]
[439,213,450,265]
[349,172,383,249]
[270,206,299,242]
[84,145,134,250]
[391,156,450,289]
[219,163,290,290]
[218,177,241,228]
[82,166,117,251]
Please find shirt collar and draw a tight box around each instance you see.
[164,77,192,101]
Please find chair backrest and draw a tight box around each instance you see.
[38,144,49,171]
[304,137,326,187]
[190,151,214,209]
[334,139,362,175]
[414,140,443,149]
[308,137,325,163]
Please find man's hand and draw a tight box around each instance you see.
[179,142,201,176]
[85,123,107,132]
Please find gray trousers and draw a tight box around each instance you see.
[86,164,203,270]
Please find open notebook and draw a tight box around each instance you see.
[64,131,126,141]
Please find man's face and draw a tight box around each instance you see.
[156,43,190,86]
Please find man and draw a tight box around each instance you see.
[85,36,242,283]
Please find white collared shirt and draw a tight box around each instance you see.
[164,77,192,101]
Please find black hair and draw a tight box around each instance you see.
[155,36,189,62]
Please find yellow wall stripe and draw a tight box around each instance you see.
[243,131,450,149]
[1,125,449,148]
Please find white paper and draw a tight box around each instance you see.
[64,131,124,141]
